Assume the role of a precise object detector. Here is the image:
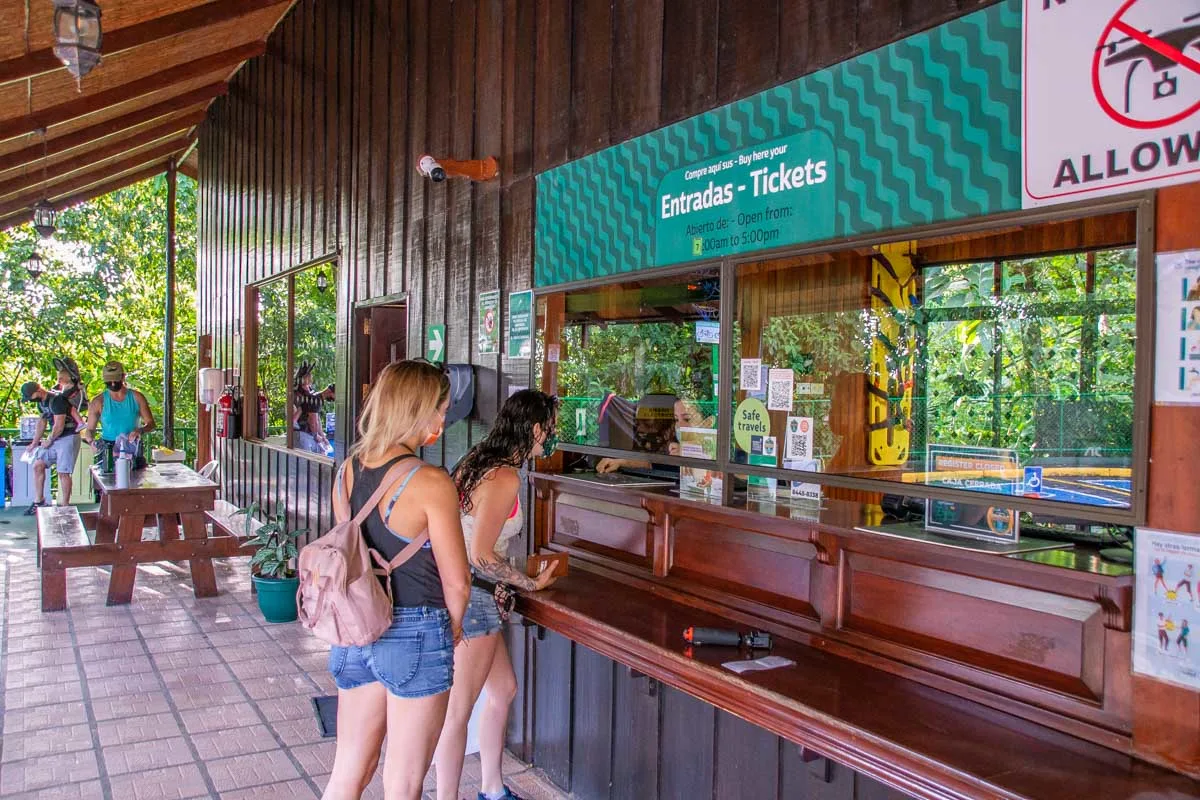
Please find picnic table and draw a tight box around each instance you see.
[35,463,253,611]
[91,463,249,605]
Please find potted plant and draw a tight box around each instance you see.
[238,503,306,623]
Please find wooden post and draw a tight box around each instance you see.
[163,158,177,448]
[1132,183,1200,778]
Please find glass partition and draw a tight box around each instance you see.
[248,261,338,457]
[255,278,289,447]
[555,269,721,476]
[293,267,337,455]
[731,213,1140,511]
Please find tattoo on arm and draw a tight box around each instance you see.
[471,551,537,591]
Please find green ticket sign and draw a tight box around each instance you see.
[655,131,837,264]
[507,290,533,359]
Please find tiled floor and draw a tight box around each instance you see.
[0,507,566,800]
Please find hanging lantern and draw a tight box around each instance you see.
[24,252,44,282]
[32,200,57,239]
[316,271,329,293]
[52,0,103,84]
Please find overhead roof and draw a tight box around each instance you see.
[0,0,296,231]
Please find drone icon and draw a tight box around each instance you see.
[1094,8,1200,128]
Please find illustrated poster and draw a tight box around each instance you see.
[1133,528,1200,691]
[1155,250,1200,404]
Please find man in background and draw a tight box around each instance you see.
[21,379,82,513]
[82,361,156,470]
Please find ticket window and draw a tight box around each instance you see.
[552,269,722,468]
[731,209,1141,513]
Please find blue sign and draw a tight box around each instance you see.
[1023,466,1043,496]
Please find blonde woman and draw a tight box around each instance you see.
[324,360,472,800]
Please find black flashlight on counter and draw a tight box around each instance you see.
[683,626,773,650]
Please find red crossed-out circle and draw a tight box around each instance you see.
[1091,0,1200,130]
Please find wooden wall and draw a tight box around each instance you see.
[521,630,911,800]
[196,0,996,533]
[195,0,1015,793]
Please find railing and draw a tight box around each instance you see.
[1,426,199,502]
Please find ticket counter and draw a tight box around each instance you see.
[513,1,1199,794]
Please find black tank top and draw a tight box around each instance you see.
[350,455,445,609]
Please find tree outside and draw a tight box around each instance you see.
[0,175,198,451]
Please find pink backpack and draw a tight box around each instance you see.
[296,456,429,646]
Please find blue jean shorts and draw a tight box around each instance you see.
[462,585,503,640]
[328,607,453,698]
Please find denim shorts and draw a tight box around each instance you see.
[328,607,453,698]
[462,585,503,640]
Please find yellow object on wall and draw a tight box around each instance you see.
[867,242,917,466]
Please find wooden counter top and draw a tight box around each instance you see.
[518,570,1200,800]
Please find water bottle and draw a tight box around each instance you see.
[114,434,134,488]
[115,453,131,489]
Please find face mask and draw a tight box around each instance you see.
[423,424,444,447]
[106,381,123,392]
[540,433,559,458]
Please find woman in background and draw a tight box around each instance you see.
[433,390,561,800]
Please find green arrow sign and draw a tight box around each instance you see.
[426,324,445,363]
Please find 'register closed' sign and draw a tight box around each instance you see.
[1022,0,1200,207]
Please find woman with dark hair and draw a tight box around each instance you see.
[294,361,330,454]
[432,390,561,800]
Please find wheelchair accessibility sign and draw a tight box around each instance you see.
[1023,466,1044,497]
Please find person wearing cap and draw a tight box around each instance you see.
[52,356,87,429]
[293,361,330,454]
[20,380,83,513]
[81,361,156,470]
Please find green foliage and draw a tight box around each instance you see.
[0,175,197,429]
[255,266,336,430]
[237,502,305,579]
[558,322,715,401]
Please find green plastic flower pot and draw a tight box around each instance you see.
[252,574,300,623]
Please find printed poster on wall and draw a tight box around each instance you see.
[1155,250,1200,404]
[1022,0,1200,208]
[1133,528,1200,691]
[507,290,533,360]
[478,290,500,355]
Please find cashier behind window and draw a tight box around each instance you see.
[595,393,705,476]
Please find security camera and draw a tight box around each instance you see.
[417,155,446,182]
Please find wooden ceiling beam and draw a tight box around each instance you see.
[0,136,191,218]
[0,162,168,232]
[0,83,226,175]
[0,0,290,86]
[0,112,204,199]
[0,41,264,144]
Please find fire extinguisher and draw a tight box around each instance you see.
[257,387,269,440]
[216,386,234,439]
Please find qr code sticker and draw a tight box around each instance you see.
[767,369,793,411]
[788,431,809,460]
[784,417,814,462]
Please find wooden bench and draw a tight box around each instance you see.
[38,500,258,612]
[37,506,94,612]
[206,499,265,539]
